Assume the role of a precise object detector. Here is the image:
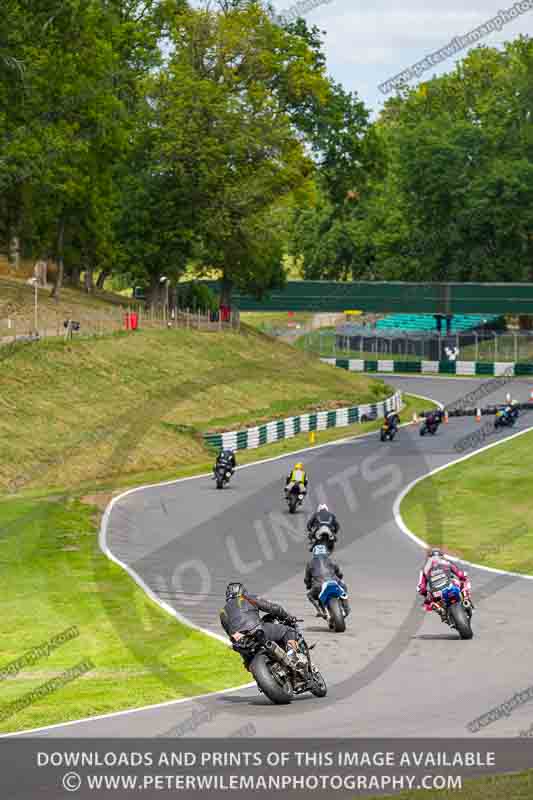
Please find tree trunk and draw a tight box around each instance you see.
[147,274,163,307]
[7,194,22,272]
[84,266,94,293]
[220,273,233,308]
[34,258,48,287]
[70,263,81,288]
[51,219,65,300]
[8,232,21,271]
[95,268,110,291]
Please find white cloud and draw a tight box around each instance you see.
[271,0,533,111]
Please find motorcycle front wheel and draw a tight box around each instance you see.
[309,667,328,697]
[250,654,292,704]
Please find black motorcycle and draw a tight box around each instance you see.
[494,407,519,430]
[214,461,233,489]
[420,416,440,436]
[307,524,337,553]
[380,420,398,442]
[232,614,327,705]
[286,483,305,514]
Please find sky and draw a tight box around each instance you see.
[271,0,533,114]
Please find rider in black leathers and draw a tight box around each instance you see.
[306,504,340,551]
[214,448,237,477]
[219,582,303,670]
[304,545,350,617]
[424,409,443,432]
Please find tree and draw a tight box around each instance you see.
[148,3,329,304]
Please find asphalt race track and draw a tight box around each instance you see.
[26,376,533,738]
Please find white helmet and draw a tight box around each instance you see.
[317,503,329,513]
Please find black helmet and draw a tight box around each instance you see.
[226,581,245,600]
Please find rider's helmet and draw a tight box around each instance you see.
[428,548,444,559]
[317,503,329,513]
[294,462,303,470]
[225,581,245,600]
[313,544,329,557]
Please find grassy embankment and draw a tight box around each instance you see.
[0,325,435,733]
[401,427,533,574]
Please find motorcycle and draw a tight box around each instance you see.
[427,580,474,640]
[317,579,349,633]
[308,523,337,553]
[232,614,327,705]
[420,417,440,436]
[214,461,233,490]
[494,407,518,430]
[286,483,305,514]
[380,420,398,442]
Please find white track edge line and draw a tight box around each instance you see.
[393,424,533,580]
[0,389,433,737]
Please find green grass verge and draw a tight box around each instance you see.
[371,770,533,800]
[0,497,249,734]
[0,394,434,734]
[0,326,392,496]
[401,428,533,574]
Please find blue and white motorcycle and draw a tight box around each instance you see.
[429,580,474,640]
[318,579,349,633]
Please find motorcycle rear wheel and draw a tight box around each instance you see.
[449,603,473,640]
[328,598,346,633]
[288,494,298,514]
[250,654,292,704]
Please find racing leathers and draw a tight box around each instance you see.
[304,554,350,616]
[306,508,339,551]
[417,555,472,614]
[425,409,443,430]
[215,449,236,476]
[219,593,298,669]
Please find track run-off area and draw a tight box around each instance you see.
[13,375,533,739]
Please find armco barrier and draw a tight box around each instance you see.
[321,358,533,377]
[204,391,402,451]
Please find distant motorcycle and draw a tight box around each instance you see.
[420,417,440,436]
[427,579,474,640]
[317,579,349,633]
[232,614,327,705]
[214,461,233,489]
[286,483,306,514]
[494,407,518,430]
[380,420,398,442]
